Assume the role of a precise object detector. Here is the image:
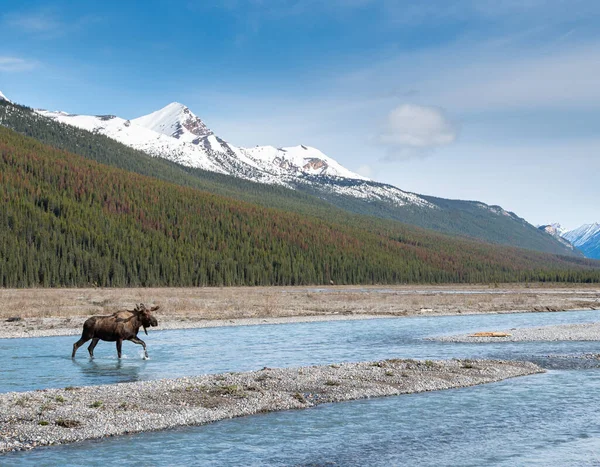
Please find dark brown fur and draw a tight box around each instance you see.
[72,304,159,359]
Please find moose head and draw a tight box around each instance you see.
[134,303,159,335]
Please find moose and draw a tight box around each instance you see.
[72,304,159,359]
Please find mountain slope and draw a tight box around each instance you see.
[2,126,599,288]
[563,224,600,259]
[0,96,578,256]
[537,223,575,252]
[0,99,343,216]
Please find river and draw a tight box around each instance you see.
[2,310,600,465]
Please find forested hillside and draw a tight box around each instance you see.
[297,180,576,256]
[1,126,599,287]
[0,100,334,216]
[0,100,576,257]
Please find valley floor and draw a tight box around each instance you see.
[0,284,598,339]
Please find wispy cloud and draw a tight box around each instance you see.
[431,43,600,112]
[0,56,38,72]
[193,0,600,31]
[334,34,600,114]
[3,9,63,35]
[2,8,103,39]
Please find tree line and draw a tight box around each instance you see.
[1,126,599,287]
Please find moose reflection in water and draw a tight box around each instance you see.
[72,304,159,359]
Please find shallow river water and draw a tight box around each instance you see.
[2,310,600,465]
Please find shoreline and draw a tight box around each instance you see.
[0,358,543,453]
[1,283,599,339]
[2,306,600,340]
[0,314,391,340]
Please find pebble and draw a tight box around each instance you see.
[0,359,542,453]
[431,322,600,343]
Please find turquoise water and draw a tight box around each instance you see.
[2,310,600,465]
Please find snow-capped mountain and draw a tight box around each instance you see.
[35,108,231,174]
[563,223,600,247]
[539,223,566,237]
[0,91,10,103]
[562,223,600,259]
[539,222,600,259]
[36,102,436,209]
[0,91,581,256]
[537,223,574,251]
[132,102,212,142]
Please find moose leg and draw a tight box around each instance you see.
[88,338,100,358]
[116,339,123,359]
[72,337,91,358]
[129,336,148,359]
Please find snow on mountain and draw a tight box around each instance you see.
[35,110,228,174]
[562,223,600,259]
[538,223,573,250]
[241,144,369,180]
[35,102,437,209]
[539,222,600,259]
[132,102,212,142]
[538,223,566,238]
[0,91,10,103]
[563,223,600,247]
[547,223,566,237]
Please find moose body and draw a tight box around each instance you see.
[72,304,159,359]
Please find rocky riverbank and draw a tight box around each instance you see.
[0,359,542,453]
[431,321,600,343]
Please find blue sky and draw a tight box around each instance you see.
[1,0,599,229]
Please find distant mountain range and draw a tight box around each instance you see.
[0,91,579,257]
[564,224,600,259]
[538,223,600,259]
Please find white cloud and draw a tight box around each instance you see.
[378,104,457,159]
[0,57,37,72]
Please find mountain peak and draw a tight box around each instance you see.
[162,101,190,113]
[0,90,11,103]
[561,222,600,259]
[563,223,600,247]
[132,102,212,142]
[538,223,565,237]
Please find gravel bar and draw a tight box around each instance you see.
[0,359,542,453]
[432,321,600,343]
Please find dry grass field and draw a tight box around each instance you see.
[1,284,598,324]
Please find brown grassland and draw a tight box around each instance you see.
[0,284,599,339]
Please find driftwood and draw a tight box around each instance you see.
[469,331,511,338]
